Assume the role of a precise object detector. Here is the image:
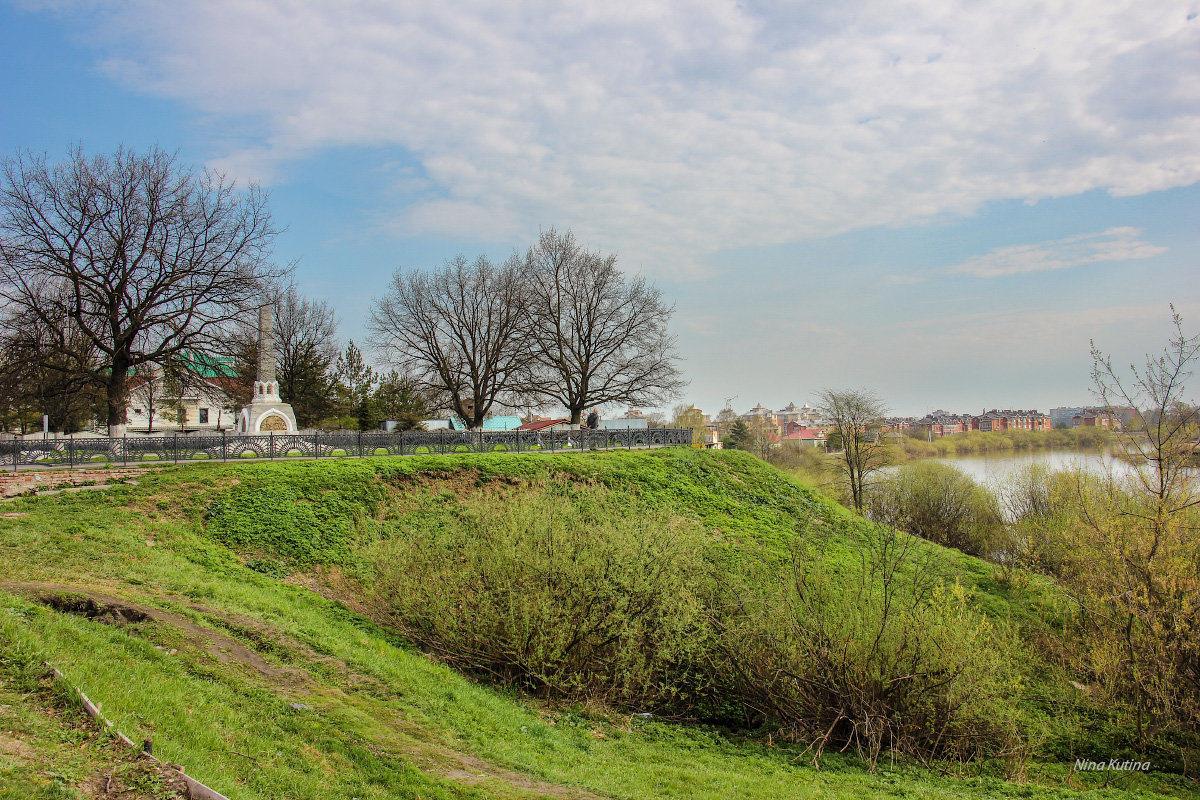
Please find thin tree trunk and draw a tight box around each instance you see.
[106,359,130,436]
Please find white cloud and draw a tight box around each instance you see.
[875,300,1200,367]
[949,227,1167,277]
[44,0,1200,276]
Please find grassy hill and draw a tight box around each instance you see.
[0,448,1195,799]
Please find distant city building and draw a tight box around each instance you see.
[741,402,776,421]
[776,402,820,429]
[676,405,711,425]
[782,429,826,449]
[1052,405,1133,429]
[913,411,971,438]
[1050,407,1088,427]
[741,403,780,435]
[913,409,1050,437]
[1072,410,1111,429]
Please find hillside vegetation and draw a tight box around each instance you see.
[1,448,1196,799]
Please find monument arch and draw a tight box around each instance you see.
[237,304,298,434]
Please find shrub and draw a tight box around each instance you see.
[713,527,1025,768]
[367,483,716,710]
[1002,464,1078,576]
[202,461,390,566]
[768,447,837,492]
[1053,473,1200,742]
[192,452,1049,768]
[867,462,1007,559]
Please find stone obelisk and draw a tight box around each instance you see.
[237,304,297,433]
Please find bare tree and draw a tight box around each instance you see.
[0,320,102,434]
[0,146,282,434]
[128,368,169,433]
[818,388,891,512]
[369,254,528,429]
[1092,306,1200,515]
[1082,308,1200,740]
[523,229,684,425]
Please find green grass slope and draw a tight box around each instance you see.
[0,448,1194,799]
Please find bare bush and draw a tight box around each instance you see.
[713,525,1024,769]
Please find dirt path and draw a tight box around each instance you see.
[0,579,609,800]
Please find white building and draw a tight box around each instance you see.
[776,402,820,428]
[126,372,239,433]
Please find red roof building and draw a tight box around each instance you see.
[515,418,574,432]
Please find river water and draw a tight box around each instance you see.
[926,449,1138,487]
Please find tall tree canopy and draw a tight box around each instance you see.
[369,254,527,429]
[0,146,283,433]
[523,228,684,425]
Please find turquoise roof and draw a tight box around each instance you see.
[447,415,523,431]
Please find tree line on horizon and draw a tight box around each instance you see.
[0,145,683,434]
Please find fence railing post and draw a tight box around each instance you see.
[269,431,274,460]
[221,430,227,462]
[68,434,74,469]
[122,434,127,468]
[173,433,178,465]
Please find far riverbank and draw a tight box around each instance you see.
[894,426,1113,460]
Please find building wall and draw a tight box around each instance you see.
[126,381,237,432]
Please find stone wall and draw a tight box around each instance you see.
[0,468,150,499]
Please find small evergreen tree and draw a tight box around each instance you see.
[724,418,752,451]
[373,370,428,430]
[334,340,378,424]
[356,395,383,432]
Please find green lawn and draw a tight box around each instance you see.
[0,449,1194,799]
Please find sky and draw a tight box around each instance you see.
[2,0,1198,417]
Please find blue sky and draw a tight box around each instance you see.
[3,1,1198,416]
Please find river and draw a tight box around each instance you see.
[924,448,1138,487]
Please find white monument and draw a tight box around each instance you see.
[237,304,298,434]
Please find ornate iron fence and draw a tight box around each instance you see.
[0,427,693,468]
